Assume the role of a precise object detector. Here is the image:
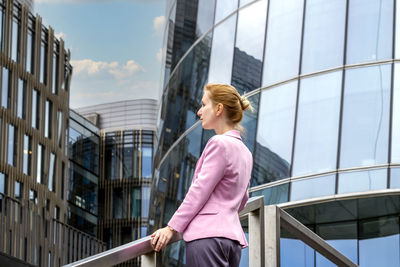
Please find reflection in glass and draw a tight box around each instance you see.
[359,216,400,267]
[346,0,393,64]
[1,67,9,108]
[250,183,289,205]
[45,100,52,139]
[208,15,236,84]
[17,78,26,119]
[214,0,238,23]
[241,93,258,153]
[23,134,32,175]
[32,88,40,129]
[52,51,58,94]
[57,110,62,147]
[340,65,391,168]
[14,181,22,199]
[290,175,335,201]
[11,19,20,62]
[27,31,34,73]
[316,222,358,266]
[391,64,400,162]
[8,124,15,166]
[48,153,56,191]
[37,144,44,184]
[131,187,140,218]
[397,0,400,58]
[253,82,297,186]
[232,0,267,94]
[281,238,314,267]
[142,147,152,178]
[338,169,387,194]
[141,187,150,218]
[301,0,346,74]
[292,72,342,176]
[390,168,400,188]
[0,172,6,195]
[262,0,304,85]
[195,0,216,37]
[40,36,47,85]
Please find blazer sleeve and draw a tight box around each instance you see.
[168,136,227,233]
[238,187,249,212]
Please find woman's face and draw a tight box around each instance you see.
[197,91,218,130]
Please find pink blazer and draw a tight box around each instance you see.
[168,129,253,248]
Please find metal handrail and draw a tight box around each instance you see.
[64,196,359,267]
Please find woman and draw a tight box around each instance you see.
[151,83,253,267]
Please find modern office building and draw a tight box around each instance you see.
[0,0,105,266]
[68,109,100,237]
[150,0,400,266]
[76,99,158,266]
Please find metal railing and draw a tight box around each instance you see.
[64,196,359,267]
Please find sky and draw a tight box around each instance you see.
[35,0,166,109]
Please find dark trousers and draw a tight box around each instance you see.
[186,237,242,267]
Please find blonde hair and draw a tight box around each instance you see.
[204,83,253,133]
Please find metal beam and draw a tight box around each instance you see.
[279,209,358,267]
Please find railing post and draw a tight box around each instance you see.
[248,204,264,267]
[141,251,161,267]
[264,205,280,267]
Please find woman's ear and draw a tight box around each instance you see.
[216,103,224,116]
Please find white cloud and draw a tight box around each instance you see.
[156,48,163,62]
[153,15,165,36]
[54,32,66,40]
[71,59,144,78]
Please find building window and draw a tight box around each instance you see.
[26,28,34,74]
[142,146,152,178]
[61,64,70,91]
[1,67,10,108]
[14,181,23,199]
[52,46,59,94]
[37,144,44,184]
[17,78,27,119]
[57,110,62,148]
[0,6,4,52]
[0,172,7,196]
[23,134,32,175]
[11,16,20,62]
[32,88,40,129]
[45,99,52,139]
[131,187,140,218]
[113,188,122,219]
[141,187,150,218]
[40,30,48,85]
[29,189,37,204]
[8,124,17,166]
[61,162,65,200]
[48,153,56,192]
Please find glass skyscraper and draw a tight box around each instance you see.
[150,0,400,266]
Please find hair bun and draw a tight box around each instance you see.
[240,96,253,112]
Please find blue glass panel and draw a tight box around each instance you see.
[250,183,289,205]
[252,82,297,186]
[340,64,391,168]
[142,147,153,178]
[1,67,9,108]
[262,0,304,85]
[390,168,400,188]
[214,0,238,23]
[292,71,342,176]
[359,216,400,267]
[11,19,19,62]
[241,93,259,153]
[338,169,387,194]
[141,187,150,218]
[232,0,267,94]
[301,0,346,74]
[195,0,216,37]
[391,64,400,163]
[208,14,236,84]
[8,124,14,166]
[280,238,314,267]
[0,172,5,194]
[290,175,335,202]
[346,0,393,64]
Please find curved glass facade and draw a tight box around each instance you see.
[152,0,400,266]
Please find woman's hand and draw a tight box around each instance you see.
[151,226,175,252]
